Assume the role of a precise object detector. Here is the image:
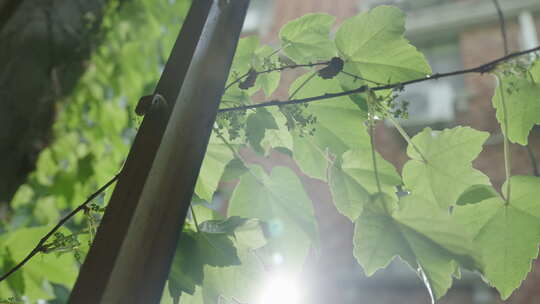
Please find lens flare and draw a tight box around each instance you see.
[257,274,302,304]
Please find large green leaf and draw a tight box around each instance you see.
[328,145,401,221]
[328,161,369,221]
[279,13,336,63]
[530,60,540,82]
[168,216,267,302]
[342,149,401,196]
[245,108,278,154]
[260,108,294,155]
[335,6,431,84]
[402,127,490,209]
[194,134,234,202]
[254,45,281,97]
[492,75,540,145]
[200,251,264,304]
[0,227,78,301]
[228,165,318,271]
[456,184,499,206]
[354,194,472,302]
[168,230,204,298]
[289,74,368,180]
[453,176,540,299]
[228,36,259,81]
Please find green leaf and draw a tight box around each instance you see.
[229,36,259,79]
[220,158,248,182]
[402,127,490,209]
[191,204,221,223]
[195,134,235,202]
[328,138,401,221]
[328,161,369,221]
[530,60,540,82]
[335,6,431,84]
[197,233,240,268]
[233,218,268,250]
[279,13,336,62]
[201,255,263,304]
[200,222,269,304]
[199,216,247,235]
[167,222,247,300]
[354,194,472,302]
[342,149,401,196]
[453,176,540,299]
[254,45,281,97]
[260,108,294,155]
[456,184,499,206]
[289,74,368,180]
[228,165,318,271]
[245,108,278,154]
[492,75,540,145]
[0,227,78,301]
[168,231,203,297]
[3,249,25,295]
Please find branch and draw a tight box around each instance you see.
[0,173,120,283]
[224,60,330,91]
[496,75,512,204]
[218,46,540,113]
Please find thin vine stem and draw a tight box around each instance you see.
[387,115,427,163]
[496,75,512,204]
[366,97,390,215]
[218,46,540,113]
[289,72,317,100]
[491,0,513,203]
[0,173,120,283]
[369,119,382,194]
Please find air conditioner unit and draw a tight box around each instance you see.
[389,80,455,127]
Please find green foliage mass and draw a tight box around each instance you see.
[2,3,540,304]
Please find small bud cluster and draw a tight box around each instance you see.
[42,231,82,261]
[279,104,317,137]
[0,297,22,304]
[216,110,248,142]
[366,87,410,120]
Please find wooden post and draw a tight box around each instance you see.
[69,0,249,302]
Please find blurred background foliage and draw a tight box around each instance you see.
[1,0,191,301]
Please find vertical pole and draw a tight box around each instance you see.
[69,0,249,303]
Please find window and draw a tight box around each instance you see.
[518,11,539,50]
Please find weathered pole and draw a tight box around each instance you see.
[69,0,249,302]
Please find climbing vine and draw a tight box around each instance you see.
[2,2,540,304]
